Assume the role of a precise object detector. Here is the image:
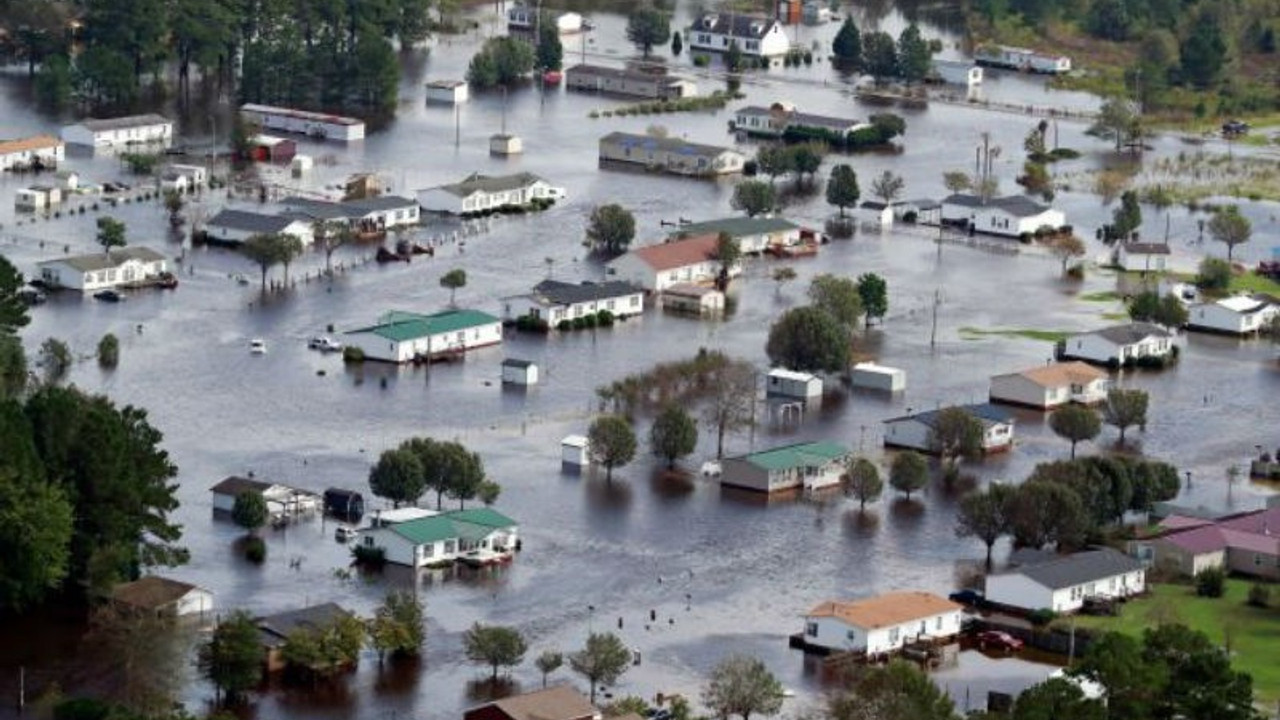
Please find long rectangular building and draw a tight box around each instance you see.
[565,64,696,100]
[240,104,366,142]
[598,132,745,177]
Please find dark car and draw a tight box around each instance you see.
[949,589,985,606]
[93,289,125,303]
[17,288,47,305]
[976,630,1025,652]
[1223,120,1250,136]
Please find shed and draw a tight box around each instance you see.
[490,133,524,156]
[561,435,590,467]
[111,576,213,618]
[291,154,314,177]
[850,362,906,392]
[427,80,470,104]
[502,358,539,385]
[766,368,822,399]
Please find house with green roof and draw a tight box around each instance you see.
[667,216,804,254]
[357,508,519,568]
[720,441,851,494]
[344,309,502,363]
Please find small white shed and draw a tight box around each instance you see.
[766,369,822,399]
[501,358,539,385]
[427,80,469,104]
[850,362,906,392]
[561,435,590,467]
[291,154,314,177]
[490,133,523,156]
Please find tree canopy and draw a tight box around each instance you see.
[765,306,852,374]
[701,655,785,720]
[626,7,671,57]
[586,204,637,256]
[570,632,632,704]
[463,623,528,680]
[826,164,861,218]
[588,415,637,481]
[650,404,698,469]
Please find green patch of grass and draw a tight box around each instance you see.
[958,327,1071,342]
[1229,272,1280,294]
[1070,579,1280,705]
[1101,312,1129,321]
[1079,291,1121,303]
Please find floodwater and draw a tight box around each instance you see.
[1,1,1278,718]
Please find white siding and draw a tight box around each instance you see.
[38,257,167,292]
[987,570,1146,612]
[882,418,933,452]
[803,611,962,654]
[346,321,504,364]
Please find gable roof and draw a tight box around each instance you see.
[470,685,598,720]
[210,475,274,496]
[621,233,720,272]
[737,441,849,472]
[530,279,642,306]
[996,361,1108,388]
[279,196,352,221]
[385,508,518,545]
[346,309,500,343]
[1209,295,1277,315]
[1010,548,1145,590]
[1120,241,1171,255]
[208,208,301,234]
[431,172,549,198]
[344,194,417,213]
[567,64,686,84]
[669,216,799,239]
[38,247,165,273]
[75,114,171,132]
[0,135,63,155]
[807,592,960,629]
[884,403,1013,429]
[693,12,779,39]
[600,132,739,160]
[111,576,201,609]
[735,105,864,133]
[942,194,1052,217]
[257,602,353,645]
[1078,323,1173,345]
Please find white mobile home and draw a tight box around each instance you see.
[344,309,503,363]
[984,548,1146,613]
[941,194,1066,238]
[883,403,1014,454]
[974,45,1072,74]
[1059,323,1177,367]
[932,59,983,87]
[159,164,208,193]
[502,279,645,326]
[720,441,850,493]
[15,185,61,211]
[598,133,745,177]
[1187,295,1279,335]
[60,114,173,149]
[850,362,906,392]
[37,247,167,291]
[204,208,315,246]
[688,13,791,58]
[426,80,470,104]
[989,361,1110,409]
[566,65,697,100]
[417,172,566,215]
[0,135,64,171]
[766,369,822,399]
[802,592,962,655]
[668,217,802,254]
[239,104,366,141]
[501,359,539,385]
[733,104,868,140]
[208,475,321,518]
[1113,241,1171,272]
[607,233,742,292]
[357,508,519,568]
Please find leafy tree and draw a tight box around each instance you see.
[715,232,742,289]
[586,204,636,256]
[231,492,267,534]
[440,268,467,305]
[93,333,119,370]
[1143,624,1254,720]
[1197,257,1233,290]
[896,23,932,82]
[856,273,888,327]
[1049,405,1102,459]
[808,274,862,330]
[570,632,632,704]
[0,255,30,335]
[1072,632,1167,720]
[827,660,955,720]
[605,696,651,718]
[1051,236,1086,275]
[771,267,797,295]
[1180,13,1227,89]
[536,649,564,687]
[468,37,536,87]
[1088,99,1143,153]
[826,164,860,217]
[317,221,354,277]
[35,53,73,110]
[537,20,563,71]
[731,180,777,218]
[956,484,1011,568]
[861,31,898,82]
[726,41,744,73]
[671,31,683,56]
[701,655,784,720]
[241,234,286,292]
[626,7,670,58]
[1011,677,1106,720]
[478,480,502,506]
[96,217,127,253]
[439,441,486,509]
[832,17,862,67]
[1085,0,1134,41]
[1208,206,1252,262]
[275,233,305,287]
[703,360,756,459]
[1128,291,1187,327]
[198,611,263,704]
[765,306,851,373]
[869,170,905,203]
[931,407,985,466]
[650,404,698,469]
[943,171,973,193]
[0,468,73,613]
[889,451,929,499]
[1110,190,1143,241]
[281,613,365,678]
[1007,480,1087,549]
[368,590,426,663]
[0,335,28,400]
[756,146,792,185]
[368,447,425,508]
[40,338,71,383]
[790,143,824,184]
[845,457,883,510]
[1102,389,1149,445]
[588,415,637,482]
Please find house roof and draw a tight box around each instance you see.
[74,114,171,132]
[502,358,536,369]
[669,216,799,239]
[1158,514,1215,531]
[279,196,353,221]
[344,194,417,213]
[0,134,62,155]
[209,475,274,496]
[431,172,550,198]
[257,602,353,645]
[883,403,1013,429]
[111,576,201,609]
[1120,241,1172,255]
[1009,548,1145,590]
[1078,323,1173,345]
[240,103,363,126]
[600,132,739,160]
[38,247,165,273]
[1161,525,1229,554]
[693,12,778,39]
[426,80,468,89]
[735,105,863,133]
[1210,295,1276,314]
[942,194,1052,217]
[346,309,500,343]
[567,64,683,84]
[448,507,518,528]
[807,592,960,630]
[208,208,301,234]
[531,279,642,306]
[996,361,1107,388]
[469,685,598,720]
[1161,508,1280,556]
[385,508,517,545]
[621,233,720,272]
[768,368,817,382]
[736,441,849,472]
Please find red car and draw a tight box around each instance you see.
[976,630,1024,652]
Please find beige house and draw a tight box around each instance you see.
[598,133,745,177]
[989,362,1110,409]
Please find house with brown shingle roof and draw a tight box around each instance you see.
[989,361,1110,409]
[606,233,742,292]
[799,591,961,655]
[0,134,64,171]
[110,576,213,617]
[464,685,602,720]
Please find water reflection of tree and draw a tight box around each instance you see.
[374,655,424,696]
[85,604,193,717]
[888,497,926,527]
[585,472,634,511]
[649,467,695,500]
[466,676,523,705]
[843,508,881,537]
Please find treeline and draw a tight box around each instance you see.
[832,17,938,82]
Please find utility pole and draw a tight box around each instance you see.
[930,289,941,349]
[454,104,460,148]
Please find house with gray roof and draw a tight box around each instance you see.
[60,114,173,149]
[940,193,1066,238]
[256,602,356,671]
[279,194,420,230]
[37,247,167,292]
[204,208,316,246]
[502,279,645,326]
[882,403,1015,454]
[667,216,803,253]
[1059,323,1177,367]
[688,13,790,58]
[565,64,697,100]
[733,104,869,139]
[598,132,745,177]
[417,172,566,215]
[984,548,1146,613]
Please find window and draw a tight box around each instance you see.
[1256,554,1264,566]
[364,536,374,546]
[444,540,456,554]
[846,629,856,640]
[422,544,434,558]
[888,628,899,643]
[805,622,817,636]
[630,296,639,307]
[935,616,943,630]
[606,300,615,310]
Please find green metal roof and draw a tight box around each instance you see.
[386,508,518,545]
[669,217,799,239]
[452,520,496,542]
[739,441,850,472]
[389,515,462,545]
[346,309,500,343]
[448,507,517,528]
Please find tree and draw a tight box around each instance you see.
[536,650,564,687]
[0,469,73,613]
[280,613,365,678]
[39,338,71,383]
[241,234,286,292]
[626,7,670,58]
[97,333,120,369]
[368,591,425,663]
[650,404,697,469]
[1011,677,1106,720]
[1128,291,1187,327]
[889,452,929,500]
[276,234,304,287]
[1007,480,1086,549]
[588,415,637,482]
[1110,191,1142,241]
[956,485,1011,569]
[0,255,30,336]
[0,335,27,400]
[869,170,905,204]
[896,23,931,82]
[808,274,862,330]
[826,164,860,217]
[570,632,632,704]
[1208,206,1252,262]
[827,660,955,720]
[198,611,263,704]
[35,53,74,110]
[1180,13,1227,89]
[790,143,824,184]
[1143,624,1255,720]
[440,268,467,306]
[440,441,486,509]
[1050,236,1086,275]
[861,31,898,82]
[703,360,756,459]
[1072,632,1167,720]
[765,306,851,373]
[1088,99,1143,153]
[317,221,354,277]
[467,37,536,88]
[1049,405,1102,459]
[1197,257,1233,290]
[96,216,127,253]
[231,492,267,534]
[771,267,797,296]
[368,447,425,508]
[478,480,502,506]
[715,232,742,289]
[845,457,883,510]
[586,204,636,256]
[856,273,888,327]
[726,41,744,73]
[537,20,563,71]
[462,623,527,680]
[1103,389,1148,445]
[731,180,777,218]
[832,17,862,67]
[671,31,683,56]
[756,146,792,185]
[163,191,185,227]
[931,407,985,466]
[943,171,972,193]
[701,655,784,720]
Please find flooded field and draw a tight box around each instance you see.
[1,1,1278,718]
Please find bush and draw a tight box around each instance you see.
[583,313,598,328]
[743,159,758,176]
[244,536,266,563]
[1027,608,1058,626]
[353,544,386,567]
[557,319,572,331]
[342,346,365,363]
[1197,257,1233,291]
[97,333,119,369]
[902,210,918,223]
[1066,264,1086,280]
[54,698,114,720]
[597,310,615,326]
[571,317,587,330]
[693,54,710,67]
[1195,567,1225,597]
[1247,583,1270,608]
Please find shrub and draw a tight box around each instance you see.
[583,313,598,328]
[571,317,587,330]
[1027,608,1058,626]
[1066,264,1086,280]
[693,54,710,67]
[1195,567,1225,597]
[557,319,572,331]
[1247,583,1270,608]
[342,346,365,363]
[597,310,615,326]
[244,536,267,563]
[1197,257,1232,291]
[97,333,119,369]
[902,210,918,223]
[353,544,386,567]
[743,159,758,176]
[53,698,114,720]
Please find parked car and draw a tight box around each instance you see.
[1223,120,1250,136]
[249,338,267,354]
[17,288,47,305]
[949,589,985,606]
[976,630,1024,652]
[93,289,125,303]
[308,335,343,352]
[334,525,358,542]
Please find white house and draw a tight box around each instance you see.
[1059,323,1177,367]
[208,475,321,518]
[345,309,503,364]
[357,508,519,568]
[721,441,850,493]
[111,576,213,618]
[158,164,208,193]
[989,361,1110,409]
[975,45,1072,74]
[733,104,868,139]
[343,195,421,230]
[566,65,697,100]
[850,362,906,392]
[426,80,470,104]
[882,403,1014,454]
[15,185,61,211]
[239,103,366,141]
[1186,295,1279,335]
[502,279,645,326]
[668,217,802,254]
[766,368,822,399]
[204,208,315,246]
[931,59,983,88]
[688,13,790,58]
[417,172,566,215]
[607,233,742,292]
[941,194,1066,237]
[598,132,745,177]
[984,548,1146,613]
[660,283,725,314]
[1114,241,1171,272]
[60,114,173,149]
[802,592,963,655]
[0,135,64,171]
[37,247,167,292]
[501,359,539,385]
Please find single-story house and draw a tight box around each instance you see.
[111,576,213,617]
[984,548,1146,613]
[159,164,208,193]
[801,592,962,655]
[850,362,906,392]
[975,45,1071,74]
[344,309,503,363]
[244,134,297,163]
[565,64,697,100]
[733,103,869,139]
[688,13,791,58]
[341,195,420,230]
[720,441,851,493]
[940,194,1066,238]
[15,185,62,211]
[1113,241,1171,273]
[989,361,1110,409]
[607,233,742,292]
[358,508,519,568]
[418,172,566,215]
[502,279,645,326]
[209,475,322,518]
[204,208,315,246]
[861,199,942,227]
[0,134,64,171]
[37,247,167,292]
[598,132,746,177]
[667,216,802,254]
[464,685,602,720]
[426,80,469,104]
[60,114,173,149]
[239,103,366,142]
[660,283,725,314]
[1059,323,1177,367]
[1186,294,1279,335]
[1143,507,1280,579]
[257,603,355,672]
[766,368,822,399]
[882,403,1014,454]
[931,59,983,88]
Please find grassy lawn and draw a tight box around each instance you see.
[1078,291,1121,303]
[958,327,1071,343]
[1069,580,1280,705]
[1101,312,1129,321]
[1171,271,1280,295]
